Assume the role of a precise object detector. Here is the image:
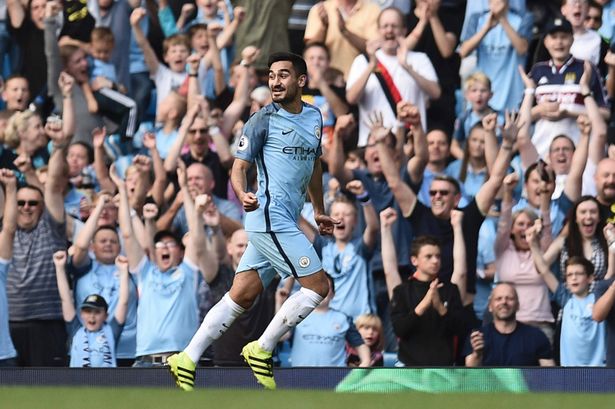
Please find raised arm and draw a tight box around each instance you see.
[184,186,219,283]
[495,172,518,257]
[141,203,159,257]
[113,255,130,325]
[475,110,519,215]
[346,180,378,250]
[517,66,539,169]
[481,113,500,172]
[428,7,458,58]
[371,112,418,217]
[72,193,112,267]
[593,277,615,321]
[527,221,559,293]
[400,103,428,185]
[221,46,259,139]
[581,61,608,165]
[335,8,368,53]
[404,3,429,50]
[141,132,167,207]
[110,164,145,271]
[458,13,495,58]
[44,2,63,106]
[564,115,590,202]
[328,114,356,185]
[53,251,76,322]
[58,72,76,138]
[497,7,528,55]
[0,170,17,261]
[346,41,379,105]
[397,42,441,100]
[130,8,160,75]
[450,210,469,306]
[216,7,245,49]
[380,208,401,300]
[164,104,200,172]
[7,0,26,28]
[91,127,116,193]
[45,122,70,223]
[308,158,339,236]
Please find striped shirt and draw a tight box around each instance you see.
[7,210,67,321]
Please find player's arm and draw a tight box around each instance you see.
[231,158,258,212]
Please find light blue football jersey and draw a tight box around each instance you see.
[235,102,323,233]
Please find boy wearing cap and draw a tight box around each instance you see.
[529,17,608,158]
[53,252,130,368]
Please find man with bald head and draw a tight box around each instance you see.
[464,282,555,367]
[158,163,242,237]
[595,158,615,223]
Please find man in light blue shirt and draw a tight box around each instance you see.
[0,170,17,366]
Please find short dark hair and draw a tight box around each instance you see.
[94,225,119,239]
[410,235,440,257]
[432,175,461,195]
[565,256,595,277]
[303,42,330,60]
[17,184,44,199]
[153,230,184,250]
[525,161,555,184]
[187,23,208,41]
[268,52,307,77]
[69,141,94,164]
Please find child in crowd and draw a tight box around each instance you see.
[528,223,607,366]
[452,72,498,159]
[130,8,190,112]
[347,314,384,367]
[53,251,130,368]
[83,27,138,139]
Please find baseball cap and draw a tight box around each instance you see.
[81,294,108,311]
[545,18,573,35]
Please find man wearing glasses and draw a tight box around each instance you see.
[376,112,520,304]
[7,122,70,366]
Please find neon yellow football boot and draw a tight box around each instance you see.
[241,341,276,390]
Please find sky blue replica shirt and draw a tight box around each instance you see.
[235,102,323,232]
[0,260,16,360]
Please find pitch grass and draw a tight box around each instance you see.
[1,388,615,409]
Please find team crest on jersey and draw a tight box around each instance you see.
[538,76,548,85]
[299,256,310,268]
[238,135,249,151]
[564,72,577,84]
[314,126,321,140]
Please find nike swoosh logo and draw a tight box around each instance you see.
[222,323,230,329]
[298,314,306,320]
[282,129,293,135]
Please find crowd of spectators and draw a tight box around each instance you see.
[1,0,615,369]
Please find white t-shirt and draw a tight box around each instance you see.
[571,30,602,66]
[152,64,187,111]
[346,49,438,146]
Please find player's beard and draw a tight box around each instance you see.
[271,84,299,104]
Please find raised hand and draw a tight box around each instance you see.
[481,112,498,133]
[241,45,261,66]
[315,213,340,236]
[143,203,159,220]
[142,132,157,151]
[13,154,32,175]
[202,199,221,228]
[379,207,398,229]
[180,3,195,19]
[132,155,152,174]
[92,127,107,149]
[194,194,211,213]
[130,7,147,27]
[59,72,75,97]
[470,330,484,354]
[334,113,356,139]
[500,110,522,146]
[502,172,519,193]
[517,65,536,89]
[345,180,366,197]
[45,120,67,145]
[187,53,201,75]
[450,209,463,228]
[577,114,591,137]
[177,160,187,188]
[233,6,246,23]
[366,111,391,143]
[397,101,421,128]
[109,163,124,189]
[53,250,67,267]
[579,60,593,90]
[115,255,129,271]
[316,2,328,26]
[0,168,16,188]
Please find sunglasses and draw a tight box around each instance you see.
[188,128,208,135]
[429,189,451,197]
[17,200,40,207]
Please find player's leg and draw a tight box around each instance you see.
[168,242,268,390]
[241,231,325,390]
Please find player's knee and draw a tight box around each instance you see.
[230,270,263,308]
[310,274,330,299]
